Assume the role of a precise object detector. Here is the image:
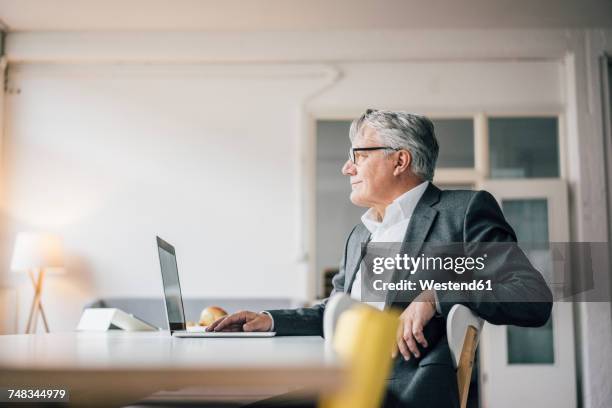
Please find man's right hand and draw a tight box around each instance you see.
[206,310,273,332]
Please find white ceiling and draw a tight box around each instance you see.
[0,0,611,31]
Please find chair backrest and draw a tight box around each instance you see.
[446,304,484,408]
[321,294,399,408]
[322,293,361,342]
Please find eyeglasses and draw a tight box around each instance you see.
[348,146,399,165]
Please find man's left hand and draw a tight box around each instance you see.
[393,289,437,360]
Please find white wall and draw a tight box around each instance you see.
[0,54,13,333]
[310,61,562,113]
[1,63,337,331]
[0,57,562,332]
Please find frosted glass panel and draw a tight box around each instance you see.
[433,118,474,168]
[502,198,554,364]
[502,199,549,242]
[507,319,554,364]
[489,117,559,178]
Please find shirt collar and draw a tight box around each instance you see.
[361,181,430,234]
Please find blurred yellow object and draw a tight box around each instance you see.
[320,304,399,408]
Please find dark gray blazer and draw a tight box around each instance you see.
[266,183,552,408]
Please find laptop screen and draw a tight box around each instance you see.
[156,236,186,332]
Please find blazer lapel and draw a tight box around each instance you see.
[345,226,371,293]
[385,183,441,306]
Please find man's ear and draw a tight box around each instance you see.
[393,150,411,176]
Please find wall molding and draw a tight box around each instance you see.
[5,29,573,64]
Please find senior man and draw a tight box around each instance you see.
[209,109,552,407]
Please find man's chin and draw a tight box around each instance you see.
[349,192,369,208]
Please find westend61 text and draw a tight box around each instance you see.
[372,279,493,292]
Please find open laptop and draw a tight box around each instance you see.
[156,236,276,338]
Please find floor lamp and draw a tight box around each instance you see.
[10,232,65,334]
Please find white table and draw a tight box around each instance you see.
[0,331,344,407]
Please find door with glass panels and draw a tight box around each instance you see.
[478,179,576,408]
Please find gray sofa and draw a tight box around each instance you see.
[84,297,302,330]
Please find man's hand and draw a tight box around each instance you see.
[206,310,272,332]
[393,290,437,360]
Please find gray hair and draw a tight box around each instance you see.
[349,109,439,181]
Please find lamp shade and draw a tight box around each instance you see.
[10,232,65,272]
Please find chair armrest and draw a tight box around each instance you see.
[446,304,484,369]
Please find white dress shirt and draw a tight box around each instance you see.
[350,181,429,310]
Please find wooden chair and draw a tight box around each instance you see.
[320,294,399,408]
[446,304,484,408]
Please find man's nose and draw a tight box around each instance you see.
[342,159,356,176]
